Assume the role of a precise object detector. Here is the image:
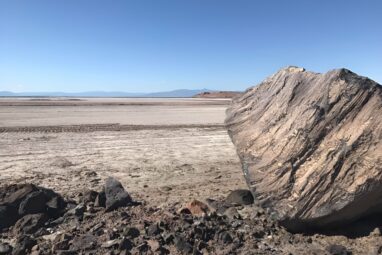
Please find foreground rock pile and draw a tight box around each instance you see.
[1,178,382,254]
[0,184,66,232]
[226,67,382,232]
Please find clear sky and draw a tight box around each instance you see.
[0,0,381,92]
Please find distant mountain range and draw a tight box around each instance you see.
[0,89,212,98]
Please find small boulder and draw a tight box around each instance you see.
[162,232,174,244]
[370,227,381,237]
[104,177,132,212]
[205,198,230,214]
[0,184,66,232]
[81,190,98,204]
[0,205,18,230]
[46,195,67,216]
[0,184,36,207]
[147,239,160,251]
[223,207,241,219]
[52,239,70,252]
[225,190,254,206]
[18,191,47,215]
[156,246,170,255]
[159,186,172,192]
[124,227,140,239]
[51,157,73,168]
[219,231,233,244]
[12,235,36,255]
[71,234,97,251]
[66,204,85,217]
[326,244,351,255]
[101,239,119,248]
[94,191,106,208]
[179,200,209,217]
[135,242,150,253]
[12,213,48,235]
[52,232,73,252]
[118,238,133,251]
[146,223,162,236]
[174,235,193,254]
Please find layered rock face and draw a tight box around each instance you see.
[226,67,382,232]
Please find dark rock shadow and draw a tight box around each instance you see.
[283,213,382,238]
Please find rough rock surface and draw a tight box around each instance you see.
[179,199,210,216]
[225,66,382,231]
[1,180,382,254]
[225,189,254,206]
[0,184,66,232]
[104,177,133,211]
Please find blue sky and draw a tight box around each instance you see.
[0,0,381,92]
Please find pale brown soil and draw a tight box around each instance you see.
[0,98,246,207]
[1,98,382,254]
[0,98,229,127]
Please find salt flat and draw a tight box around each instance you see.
[0,98,229,127]
[0,98,246,206]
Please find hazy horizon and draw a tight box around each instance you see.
[0,88,226,98]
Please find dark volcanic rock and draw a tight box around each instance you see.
[118,238,133,251]
[124,227,140,239]
[94,191,106,208]
[13,213,48,235]
[225,189,254,206]
[104,177,132,212]
[0,184,66,232]
[12,235,36,255]
[219,231,233,244]
[0,205,18,230]
[18,191,47,215]
[226,66,382,232]
[174,235,193,254]
[71,234,97,251]
[66,203,85,217]
[46,195,67,216]
[0,184,36,208]
[147,223,162,236]
[327,244,352,255]
[81,190,98,204]
[52,232,73,252]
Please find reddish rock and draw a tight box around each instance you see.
[180,199,210,217]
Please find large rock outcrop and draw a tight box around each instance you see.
[225,67,382,232]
